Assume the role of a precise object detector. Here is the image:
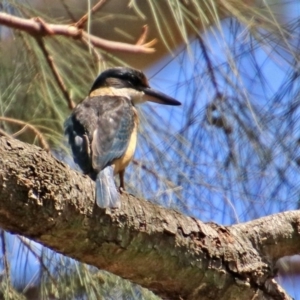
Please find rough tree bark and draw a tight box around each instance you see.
[0,136,298,300]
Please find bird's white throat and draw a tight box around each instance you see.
[90,87,146,105]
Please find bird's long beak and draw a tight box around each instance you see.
[143,87,181,106]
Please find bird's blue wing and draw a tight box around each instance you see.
[64,95,134,175]
[91,96,134,171]
[64,114,92,175]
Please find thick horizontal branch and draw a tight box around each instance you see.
[232,211,300,262]
[0,136,297,300]
[0,12,155,54]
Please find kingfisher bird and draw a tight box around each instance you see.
[64,67,181,208]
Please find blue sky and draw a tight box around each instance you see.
[140,20,300,224]
[1,0,300,298]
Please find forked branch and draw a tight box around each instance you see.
[0,12,156,54]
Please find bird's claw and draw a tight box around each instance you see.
[119,186,127,194]
[119,186,135,197]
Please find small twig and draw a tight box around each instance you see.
[35,36,75,110]
[12,124,29,138]
[136,25,149,45]
[81,35,104,70]
[0,128,12,139]
[197,34,221,98]
[139,38,157,49]
[75,0,108,28]
[132,159,176,188]
[0,12,156,54]
[61,0,77,22]
[0,117,49,151]
[132,159,161,180]
[33,17,54,35]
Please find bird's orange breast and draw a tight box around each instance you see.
[113,107,138,175]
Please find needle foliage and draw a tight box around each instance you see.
[0,0,299,298]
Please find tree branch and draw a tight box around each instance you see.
[0,12,156,54]
[0,117,49,151]
[34,36,75,110]
[0,136,296,300]
[232,212,300,262]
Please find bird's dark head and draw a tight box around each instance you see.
[89,67,181,106]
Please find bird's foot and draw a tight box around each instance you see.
[119,186,127,194]
[119,187,135,197]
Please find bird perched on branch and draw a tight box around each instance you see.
[65,67,181,208]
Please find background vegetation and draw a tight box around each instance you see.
[0,0,299,298]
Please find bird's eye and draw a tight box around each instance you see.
[128,75,140,86]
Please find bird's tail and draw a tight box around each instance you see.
[96,166,121,208]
